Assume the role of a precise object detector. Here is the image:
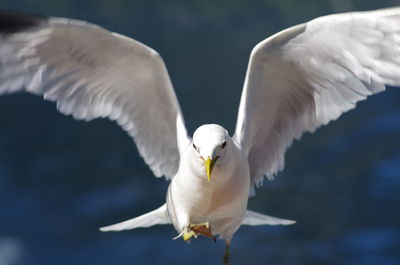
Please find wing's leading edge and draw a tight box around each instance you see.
[234,7,400,191]
[0,12,190,179]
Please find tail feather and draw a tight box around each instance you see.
[242,209,295,226]
[100,204,170,232]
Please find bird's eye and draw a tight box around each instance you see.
[221,141,227,149]
[193,143,198,151]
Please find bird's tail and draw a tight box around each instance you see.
[99,204,171,232]
[242,209,296,226]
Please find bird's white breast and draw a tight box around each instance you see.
[167,142,250,239]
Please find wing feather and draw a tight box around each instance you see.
[234,7,400,190]
[0,12,190,179]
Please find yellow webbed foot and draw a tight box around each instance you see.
[183,228,197,241]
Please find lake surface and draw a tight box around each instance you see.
[0,2,400,264]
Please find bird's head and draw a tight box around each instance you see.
[192,124,231,181]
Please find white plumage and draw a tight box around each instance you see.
[235,8,400,189]
[1,7,400,265]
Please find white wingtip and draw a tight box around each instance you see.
[279,219,296,225]
[99,226,110,232]
[99,225,117,232]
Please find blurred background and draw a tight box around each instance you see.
[0,0,400,264]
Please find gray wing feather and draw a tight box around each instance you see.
[234,7,400,190]
[0,14,190,179]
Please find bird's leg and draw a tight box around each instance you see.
[223,240,231,265]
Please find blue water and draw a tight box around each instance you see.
[1,2,400,264]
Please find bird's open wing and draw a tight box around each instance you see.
[0,12,190,180]
[233,7,400,190]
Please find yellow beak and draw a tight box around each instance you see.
[204,156,215,181]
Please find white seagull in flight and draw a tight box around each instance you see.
[1,7,400,264]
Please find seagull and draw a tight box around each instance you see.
[1,7,400,264]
